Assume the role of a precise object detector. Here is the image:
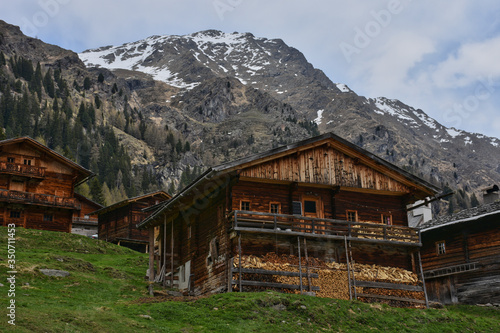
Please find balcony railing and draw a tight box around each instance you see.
[229,210,421,245]
[0,162,45,178]
[0,189,80,210]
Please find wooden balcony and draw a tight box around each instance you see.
[0,162,45,178]
[229,210,421,246]
[0,189,80,210]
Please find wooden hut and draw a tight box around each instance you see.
[420,200,500,305]
[93,191,171,252]
[0,137,92,232]
[138,133,440,305]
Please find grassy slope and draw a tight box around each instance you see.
[1,227,499,332]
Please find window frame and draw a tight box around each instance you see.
[436,241,446,255]
[270,202,281,214]
[240,200,251,211]
[10,211,21,218]
[346,210,358,222]
[381,213,392,225]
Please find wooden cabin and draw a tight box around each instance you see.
[0,137,92,233]
[138,133,440,306]
[420,200,500,305]
[71,193,102,237]
[93,191,171,252]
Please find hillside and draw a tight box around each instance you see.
[1,226,499,332]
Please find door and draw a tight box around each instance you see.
[302,197,324,233]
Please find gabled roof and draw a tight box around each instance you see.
[212,132,440,194]
[420,201,500,232]
[137,133,441,229]
[91,190,171,215]
[0,136,93,183]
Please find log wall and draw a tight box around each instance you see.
[421,217,500,304]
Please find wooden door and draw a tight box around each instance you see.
[302,197,324,233]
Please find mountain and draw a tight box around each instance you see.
[79,29,500,213]
[1,20,498,213]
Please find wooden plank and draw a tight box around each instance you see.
[232,280,320,291]
[357,293,427,305]
[355,280,423,292]
[232,268,318,278]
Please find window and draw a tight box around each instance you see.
[7,157,14,163]
[23,159,32,166]
[381,214,392,225]
[346,210,358,222]
[292,201,302,215]
[304,200,317,214]
[270,203,280,214]
[10,211,21,218]
[187,225,192,239]
[43,214,53,222]
[436,241,446,255]
[240,201,251,211]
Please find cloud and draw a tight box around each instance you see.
[430,36,500,88]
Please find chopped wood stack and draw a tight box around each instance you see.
[232,253,424,306]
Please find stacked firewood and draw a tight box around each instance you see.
[233,253,423,305]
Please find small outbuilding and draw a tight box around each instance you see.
[93,191,171,252]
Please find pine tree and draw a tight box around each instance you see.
[83,77,91,90]
[43,69,55,98]
[89,178,106,206]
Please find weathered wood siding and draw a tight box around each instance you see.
[335,191,408,226]
[421,217,500,304]
[170,191,229,295]
[0,206,72,232]
[239,145,411,193]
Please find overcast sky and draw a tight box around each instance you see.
[2,0,500,139]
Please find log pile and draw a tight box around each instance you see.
[233,253,424,307]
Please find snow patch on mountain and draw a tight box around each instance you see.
[336,83,350,92]
[314,110,324,125]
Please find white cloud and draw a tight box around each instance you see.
[430,36,500,88]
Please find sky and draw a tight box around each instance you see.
[2,0,500,139]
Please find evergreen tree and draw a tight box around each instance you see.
[83,77,91,90]
[43,69,55,98]
[89,178,106,206]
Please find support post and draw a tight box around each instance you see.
[344,236,352,300]
[238,232,242,292]
[171,219,174,288]
[148,227,155,296]
[417,250,429,308]
[228,257,234,292]
[304,238,312,292]
[162,217,167,287]
[298,236,303,293]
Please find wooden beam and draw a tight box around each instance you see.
[355,281,424,292]
[232,268,318,278]
[231,280,320,291]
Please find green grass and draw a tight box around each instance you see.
[1,227,499,332]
